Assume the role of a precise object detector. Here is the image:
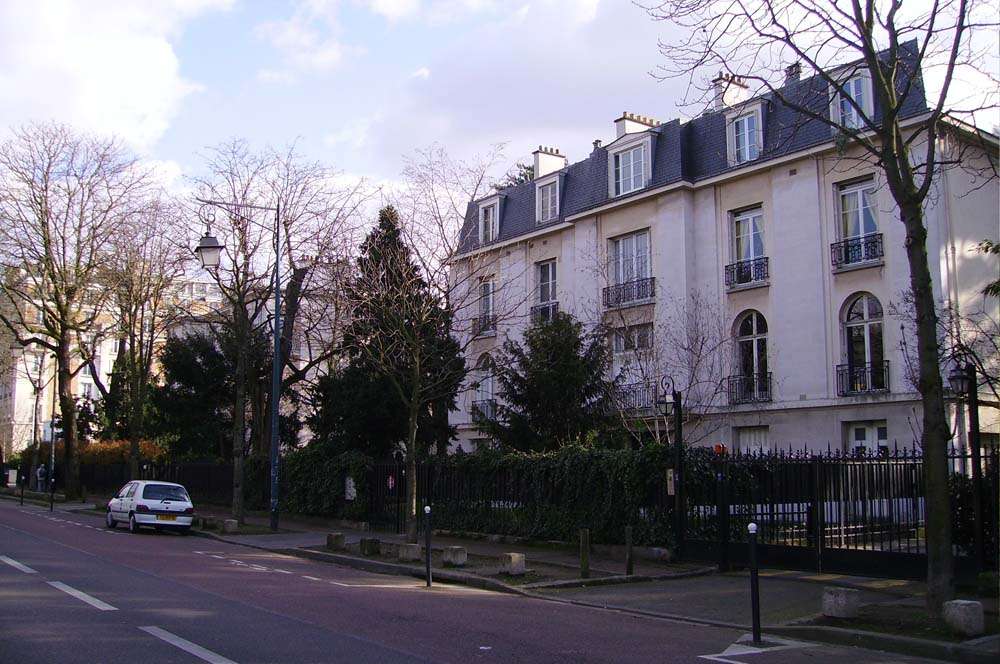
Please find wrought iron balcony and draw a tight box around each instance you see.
[836,361,890,396]
[471,314,496,337]
[471,399,496,422]
[831,233,884,268]
[603,277,655,308]
[531,301,559,324]
[727,373,772,405]
[610,381,658,415]
[725,257,769,288]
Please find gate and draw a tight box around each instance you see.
[681,446,998,580]
[367,461,407,534]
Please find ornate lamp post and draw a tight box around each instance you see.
[194,199,283,532]
[948,361,983,571]
[657,376,684,559]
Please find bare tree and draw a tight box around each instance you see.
[0,122,147,498]
[644,0,998,616]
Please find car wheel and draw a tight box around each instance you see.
[105,510,117,529]
[129,513,139,534]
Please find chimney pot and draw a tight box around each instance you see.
[784,61,801,85]
[593,139,602,149]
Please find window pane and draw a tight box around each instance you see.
[869,322,884,365]
[614,155,622,195]
[848,325,866,366]
[635,231,649,278]
[757,338,768,375]
[860,187,877,234]
[841,190,860,237]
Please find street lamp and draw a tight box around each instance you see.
[948,360,984,572]
[657,375,684,560]
[192,197,284,532]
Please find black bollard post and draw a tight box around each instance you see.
[748,522,761,645]
[424,505,432,588]
[20,475,24,506]
[49,477,54,512]
[625,525,634,576]
[580,528,590,579]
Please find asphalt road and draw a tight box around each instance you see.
[0,499,946,664]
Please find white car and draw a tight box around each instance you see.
[106,480,195,534]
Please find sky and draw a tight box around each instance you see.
[0,0,681,189]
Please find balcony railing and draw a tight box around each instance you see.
[603,277,655,308]
[610,381,658,414]
[727,373,772,405]
[831,232,884,268]
[531,301,559,324]
[836,361,890,396]
[471,314,497,337]
[725,257,769,288]
[471,399,496,422]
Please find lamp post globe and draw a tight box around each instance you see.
[948,364,971,395]
[194,231,223,270]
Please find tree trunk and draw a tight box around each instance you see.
[900,201,954,618]
[405,403,420,544]
[232,334,247,524]
[56,338,80,499]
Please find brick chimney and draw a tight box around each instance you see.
[711,72,749,110]
[614,111,660,138]
[784,62,802,85]
[533,146,567,179]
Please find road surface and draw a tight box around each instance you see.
[0,499,945,663]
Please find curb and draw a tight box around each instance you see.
[768,625,998,664]
[522,567,715,590]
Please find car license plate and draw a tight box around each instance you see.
[156,515,177,521]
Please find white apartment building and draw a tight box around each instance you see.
[448,53,999,454]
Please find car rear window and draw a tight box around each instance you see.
[142,484,190,501]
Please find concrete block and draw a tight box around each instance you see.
[943,600,984,637]
[397,543,421,562]
[359,538,380,556]
[499,552,526,576]
[443,546,468,567]
[326,532,345,551]
[222,519,239,534]
[822,587,860,618]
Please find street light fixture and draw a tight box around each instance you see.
[948,360,984,572]
[192,197,284,532]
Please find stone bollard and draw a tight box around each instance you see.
[359,538,381,556]
[442,546,468,567]
[222,519,239,534]
[821,587,859,618]
[943,600,984,637]
[499,552,526,576]
[397,543,421,562]
[326,532,345,551]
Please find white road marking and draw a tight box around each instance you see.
[211,555,226,560]
[302,575,322,581]
[274,569,292,574]
[0,555,38,574]
[139,626,239,664]
[699,634,815,662]
[47,581,117,611]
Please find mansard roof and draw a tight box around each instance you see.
[456,41,927,257]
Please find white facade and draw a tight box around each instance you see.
[449,119,999,454]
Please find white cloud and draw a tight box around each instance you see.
[411,67,431,80]
[0,0,231,152]
[256,0,366,80]
[364,0,421,21]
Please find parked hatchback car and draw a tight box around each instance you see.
[106,480,195,534]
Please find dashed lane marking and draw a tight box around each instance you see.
[47,581,117,611]
[302,575,322,581]
[0,555,38,574]
[140,626,239,664]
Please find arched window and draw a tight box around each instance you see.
[472,354,495,422]
[732,311,770,403]
[840,293,887,394]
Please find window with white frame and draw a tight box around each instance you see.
[609,230,650,286]
[613,145,646,196]
[733,208,765,263]
[846,419,888,455]
[612,323,653,353]
[479,202,498,244]
[834,73,872,130]
[839,179,877,240]
[732,112,760,163]
[537,181,558,224]
[537,260,557,304]
[735,426,769,453]
[476,278,496,334]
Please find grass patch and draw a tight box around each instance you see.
[811,602,999,642]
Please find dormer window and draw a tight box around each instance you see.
[479,201,498,244]
[536,180,558,224]
[831,71,873,130]
[726,102,763,166]
[614,144,645,196]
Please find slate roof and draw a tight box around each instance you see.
[456,41,928,256]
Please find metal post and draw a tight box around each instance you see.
[424,505,432,587]
[269,202,282,532]
[20,475,24,506]
[747,523,762,645]
[625,525,634,576]
[49,476,54,512]
[673,388,685,560]
[966,363,984,572]
[580,528,590,579]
